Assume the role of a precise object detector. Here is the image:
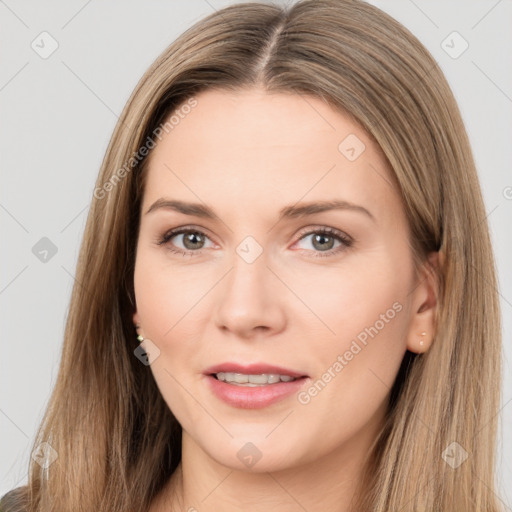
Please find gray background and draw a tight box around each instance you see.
[1,0,511,505]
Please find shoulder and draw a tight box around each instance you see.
[0,486,28,512]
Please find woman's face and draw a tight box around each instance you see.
[133,88,435,472]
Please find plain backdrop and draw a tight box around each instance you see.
[1,0,511,505]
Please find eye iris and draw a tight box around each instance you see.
[312,233,334,251]
[183,232,205,250]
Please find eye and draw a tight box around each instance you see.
[293,227,353,258]
[156,227,214,256]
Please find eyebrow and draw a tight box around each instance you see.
[145,198,375,222]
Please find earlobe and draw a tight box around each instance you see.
[133,311,141,332]
[132,312,145,344]
[406,251,442,354]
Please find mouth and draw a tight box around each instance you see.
[203,363,310,409]
[204,362,308,382]
[211,372,301,386]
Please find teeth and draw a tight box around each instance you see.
[249,374,272,384]
[215,372,298,385]
[234,373,248,383]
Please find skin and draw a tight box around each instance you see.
[132,88,439,512]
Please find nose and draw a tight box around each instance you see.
[213,246,287,340]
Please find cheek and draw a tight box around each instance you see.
[287,253,410,345]
[134,253,210,425]
[292,274,408,454]
[292,252,411,403]
[133,251,212,343]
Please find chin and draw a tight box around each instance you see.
[198,434,307,473]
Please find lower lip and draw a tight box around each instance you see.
[205,375,309,409]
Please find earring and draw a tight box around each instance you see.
[135,324,143,344]
[419,332,426,346]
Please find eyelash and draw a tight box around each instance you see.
[156,225,353,258]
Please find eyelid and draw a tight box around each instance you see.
[295,225,352,243]
[156,224,218,247]
[290,226,353,257]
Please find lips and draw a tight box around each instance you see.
[203,362,310,409]
[203,362,309,379]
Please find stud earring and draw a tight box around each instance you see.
[135,324,143,344]
[419,332,426,346]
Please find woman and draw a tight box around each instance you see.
[1,0,504,510]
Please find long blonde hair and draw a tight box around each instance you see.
[1,1,503,510]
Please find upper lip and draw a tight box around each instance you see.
[204,362,308,379]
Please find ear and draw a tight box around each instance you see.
[406,251,442,354]
[133,311,142,337]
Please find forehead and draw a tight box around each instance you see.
[142,88,403,226]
